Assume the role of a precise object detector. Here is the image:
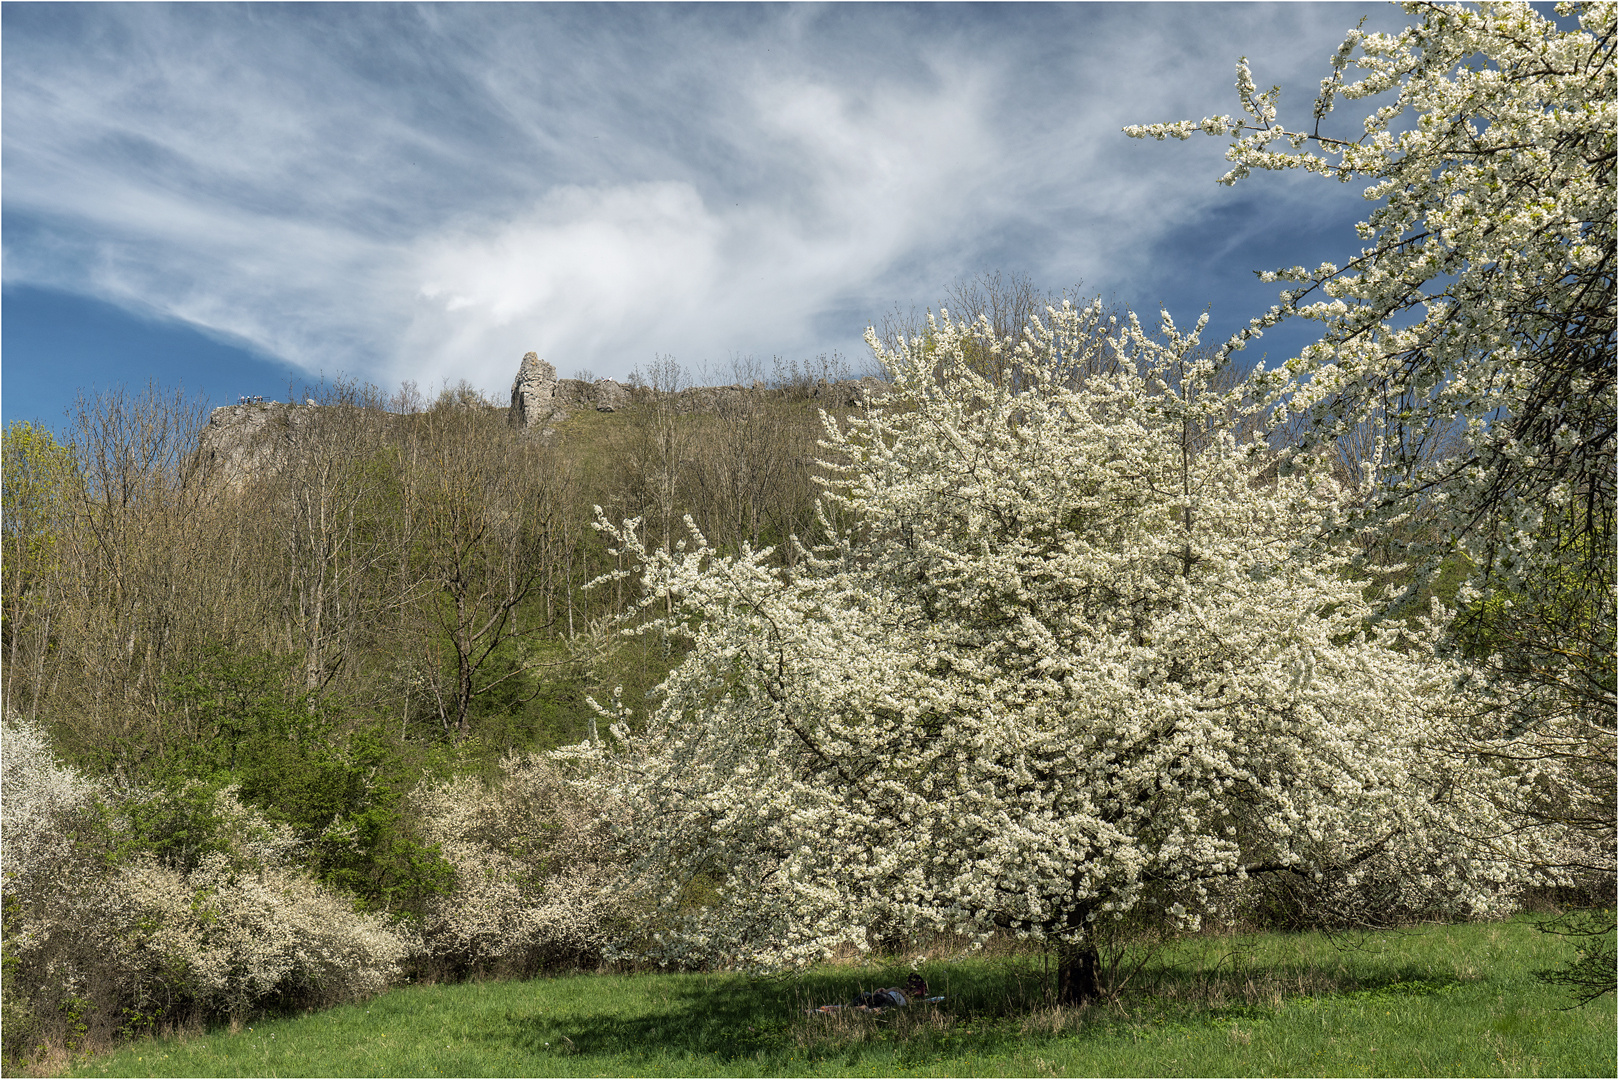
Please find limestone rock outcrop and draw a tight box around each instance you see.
[509,353,637,431]
[191,357,892,483]
[506,352,887,431]
[509,353,564,429]
[556,377,631,413]
[511,354,645,431]
[809,375,888,408]
[195,400,312,485]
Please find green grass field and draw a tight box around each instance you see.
[67,916,1615,1078]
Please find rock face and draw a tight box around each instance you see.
[506,352,887,431]
[509,353,636,430]
[556,377,632,413]
[509,353,563,428]
[195,400,312,485]
[808,375,889,408]
[201,358,887,468]
[191,357,892,483]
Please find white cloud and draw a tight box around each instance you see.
[390,59,1006,389]
[2,3,1409,394]
[404,182,726,380]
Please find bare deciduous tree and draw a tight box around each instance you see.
[399,395,570,739]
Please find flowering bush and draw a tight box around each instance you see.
[570,303,1566,1002]
[111,850,412,1020]
[410,752,636,976]
[1124,0,1615,730]
[1,718,411,1060]
[1126,0,1615,996]
[1,715,97,891]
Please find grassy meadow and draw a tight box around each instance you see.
[65,915,1615,1078]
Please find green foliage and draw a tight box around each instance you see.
[301,724,456,915]
[71,642,460,915]
[96,778,239,874]
[1453,523,1617,729]
[1,421,79,567]
[1,421,81,721]
[156,645,311,779]
[461,659,595,761]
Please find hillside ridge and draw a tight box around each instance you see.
[195,351,888,482]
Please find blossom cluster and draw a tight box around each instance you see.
[410,751,639,975]
[1125,1,1615,613]
[563,304,1564,970]
[0,714,96,891]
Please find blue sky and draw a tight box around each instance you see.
[2,2,1410,430]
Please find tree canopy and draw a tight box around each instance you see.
[573,304,1558,1002]
[1125,0,1615,720]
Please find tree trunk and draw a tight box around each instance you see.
[1057,941,1100,1006]
[1058,891,1100,1006]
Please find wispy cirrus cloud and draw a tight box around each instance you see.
[2,3,1403,394]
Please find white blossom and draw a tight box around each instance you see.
[1126,2,1615,616]
[410,751,640,972]
[2,722,411,1036]
[561,303,1558,971]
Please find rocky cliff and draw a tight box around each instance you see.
[509,353,632,429]
[194,400,319,484]
[196,352,889,482]
[508,352,887,432]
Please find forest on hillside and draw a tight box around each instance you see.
[3,350,864,793]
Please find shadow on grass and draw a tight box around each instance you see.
[492,953,1473,1069]
[493,963,1068,1069]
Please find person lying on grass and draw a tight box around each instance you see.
[813,974,936,1014]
